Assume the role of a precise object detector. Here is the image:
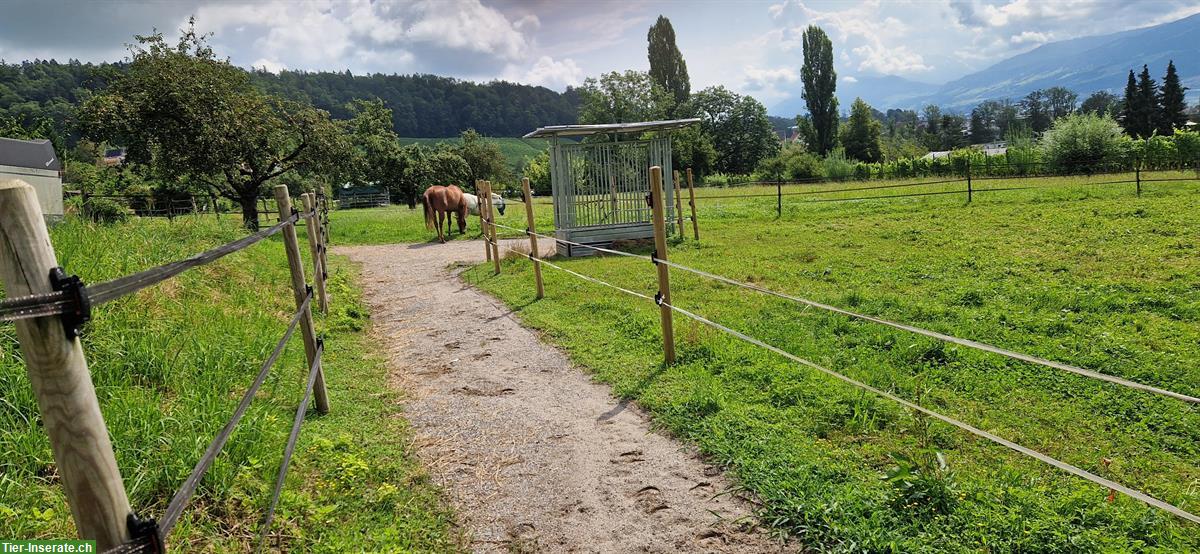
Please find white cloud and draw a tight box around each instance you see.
[518,56,584,89]
[843,75,858,83]
[853,43,932,73]
[252,58,286,73]
[1009,31,1050,45]
[743,65,798,90]
[406,0,528,61]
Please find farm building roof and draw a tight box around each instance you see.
[0,137,60,171]
[523,118,701,138]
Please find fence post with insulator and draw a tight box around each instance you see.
[483,181,501,275]
[522,177,544,299]
[649,166,676,364]
[673,169,684,236]
[0,179,132,549]
[274,185,330,414]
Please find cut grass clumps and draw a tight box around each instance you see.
[467,177,1200,550]
[0,216,458,552]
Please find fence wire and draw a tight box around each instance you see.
[0,212,307,324]
[486,239,1200,525]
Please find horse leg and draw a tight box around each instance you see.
[437,211,446,243]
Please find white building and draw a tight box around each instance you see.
[0,137,63,222]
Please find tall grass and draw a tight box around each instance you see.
[0,216,457,551]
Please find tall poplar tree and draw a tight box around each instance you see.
[842,98,882,162]
[801,25,838,155]
[647,16,691,112]
[1159,60,1189,135]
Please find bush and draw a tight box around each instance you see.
[1172,129,1200,168]
[1040,113,1130,173]
[754,145,823,182]
[702,172,752,187]
[823,147,855,181]
[84,198,130,224]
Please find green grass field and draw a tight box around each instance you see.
[328,174,1200,550]
[0,217,459,552]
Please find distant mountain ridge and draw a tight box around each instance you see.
[770,13,1200,116]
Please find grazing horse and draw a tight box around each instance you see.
[422,185,468,243]
[462,192,507,217]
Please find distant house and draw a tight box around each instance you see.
[0,137,63,222]
[921,150,952,160]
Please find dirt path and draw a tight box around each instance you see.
[337,239,784,553]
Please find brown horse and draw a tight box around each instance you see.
[422,185,467,243]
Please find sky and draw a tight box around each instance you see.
[2,0,1198,109]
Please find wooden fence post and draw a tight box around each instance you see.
[776,181,782,217]
[483,181,501,275]
[1136,166,1142,197]
[301,194,329,314]
[966,162,973,203]
[0,180,132,549]
[649,167,676,364]
[673,169,684,236]
[316,195,331,310]
[274,185,330,414]
[686,168,699,241]
[478,179,491,262]
[522,178,544,299]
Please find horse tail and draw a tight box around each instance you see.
[423,194,434,231]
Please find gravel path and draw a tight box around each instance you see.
[337,238,785,553]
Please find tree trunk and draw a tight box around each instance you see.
[239,195,260,230]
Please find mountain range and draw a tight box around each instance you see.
[771,13,1200,116]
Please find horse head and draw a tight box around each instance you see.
[493,193,506,216]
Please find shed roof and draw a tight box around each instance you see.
[0,137,60,171]
[523,118,700,138]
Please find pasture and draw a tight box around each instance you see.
[328,175,1200,550]
[0,216,458,551]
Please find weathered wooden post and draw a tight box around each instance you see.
[478,179,491,262]
[673,169,684,236]
[0,180,132,549]
[686,168,699,241]
[1136,166,1142,197]
[483,181,501,275]
[301,194,329,314]
[522,177,544,299]
[776,181,782,217]
[274,185,330,414]
[649,167,676,364]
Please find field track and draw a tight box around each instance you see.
[337,238,784,553]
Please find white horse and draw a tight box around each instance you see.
[462,192,507,216]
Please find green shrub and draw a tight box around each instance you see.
[823,147,855,181]
[84,198,130,223]
[1040,113,1131,172]
[1173,129,1200,168]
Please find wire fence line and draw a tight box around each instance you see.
[0,185,334,553]
[482,182,1200,526]
[491,219,1198,404]
[486,238,1200,525]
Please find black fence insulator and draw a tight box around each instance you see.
[49,267,90,338]
[651,250,659,265]
[654,291,664,306]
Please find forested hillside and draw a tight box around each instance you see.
[0,59,581,142]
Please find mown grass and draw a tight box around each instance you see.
[450,177,1200,551]
[329,201,554,246]
[0,216,459,552]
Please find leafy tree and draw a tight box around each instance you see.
[345,98,408,203]
[1020,90,1051,133]
[1081,90,1120,116]
[647,15,690,112]
[687,86,777,174]
[842,98,882,162]
[793,115,818,151]
[671,124,716,178]
[800,25,838,155]
[455,129,509,191]
[969,104,994,144]
[1045,87,1078,120]
[938,114,968,150]
[1159,60,1189,135]
[578,70,670,125]
[79,23,347,229]
[921,105,941,149]
[521,150,552,196]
